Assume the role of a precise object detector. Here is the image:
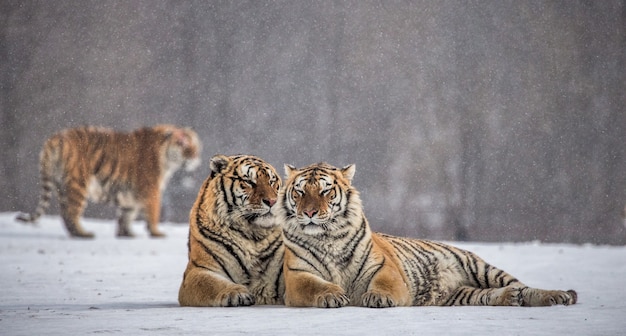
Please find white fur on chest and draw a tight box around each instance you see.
[160,160,182,191]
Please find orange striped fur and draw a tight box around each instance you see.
[178,155,284,306]
[17,125,201,238]
[277,163,577,308]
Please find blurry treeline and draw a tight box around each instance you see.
[1,1,625,244]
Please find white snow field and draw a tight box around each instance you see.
[1,212,624,335]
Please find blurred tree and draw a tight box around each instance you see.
[1,1,624,243]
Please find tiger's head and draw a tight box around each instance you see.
[209,154,281,228]
[159,125,202,172]
[278,162,362,235]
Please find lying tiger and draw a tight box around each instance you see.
[276,162,577,308]
[178,154,284,306]
[17,125,201,238]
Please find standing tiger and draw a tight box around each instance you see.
[178,154,284,307]
[16,125,202,239]
[277,162,577,308]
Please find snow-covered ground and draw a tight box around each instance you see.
[1,212,624,335]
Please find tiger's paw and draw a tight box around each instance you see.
[116,231,135,238]
[565,290,578,305]
[493,286,523,306]
[521,288,578,306]
[149,230,166,238]
[70,231,95,239]
[315,288,349,308]
[362,291,398,308]
[217,286,255,307]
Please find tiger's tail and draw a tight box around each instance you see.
[16,136,61,224]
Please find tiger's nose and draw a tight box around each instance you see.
[304,209,318,218]
[263,198,276,207]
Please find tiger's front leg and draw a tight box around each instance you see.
[284,269,349,308]
[178,263,255,307]
[143,193,165,238]
[283,250,349,308]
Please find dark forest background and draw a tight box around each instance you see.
[2,1,625,244]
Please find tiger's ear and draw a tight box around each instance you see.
[210,155,231,175]
[341,164,356,183]
[284,164,298,179]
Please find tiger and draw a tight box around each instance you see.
[16,124,202,239]
[276,162,577,308]
[178,154,285,307]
